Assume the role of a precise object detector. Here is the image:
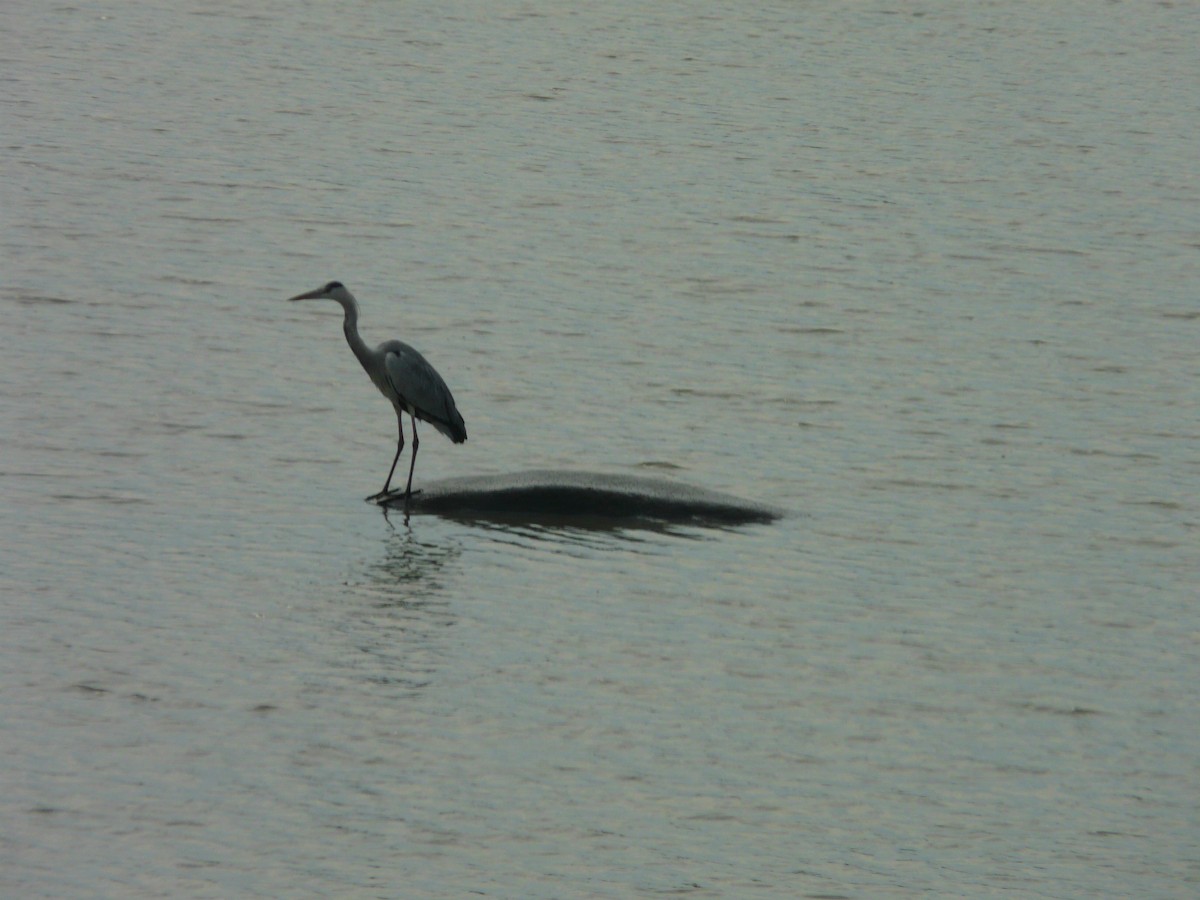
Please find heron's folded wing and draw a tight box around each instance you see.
[383,344,467,442]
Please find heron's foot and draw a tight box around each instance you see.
[366,488,423,504]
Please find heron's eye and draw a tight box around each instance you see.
[326,281,343,291]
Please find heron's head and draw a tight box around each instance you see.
[287,281,350,303]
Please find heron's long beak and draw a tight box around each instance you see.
[287,287,327,302]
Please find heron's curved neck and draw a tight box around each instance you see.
[335,294,373,369]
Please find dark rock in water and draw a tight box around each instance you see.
[377,470,781,527]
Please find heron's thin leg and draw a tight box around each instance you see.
[404,416,420,498]
[380,415,405,496]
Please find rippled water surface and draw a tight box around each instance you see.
[3,2,1198,896]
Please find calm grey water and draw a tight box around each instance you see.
[3,2,1198,896]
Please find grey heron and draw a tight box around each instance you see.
[288,281,467,501]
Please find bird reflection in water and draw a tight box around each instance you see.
[368,516,462,597]
[331,528,462,694]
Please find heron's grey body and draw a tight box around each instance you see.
[288,281,466,500]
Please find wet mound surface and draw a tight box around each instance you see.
[378,470,781,527]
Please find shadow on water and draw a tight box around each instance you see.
[382,493,694,556]
[461,516,696,554]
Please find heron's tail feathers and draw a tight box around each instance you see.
[426,412,467,444]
